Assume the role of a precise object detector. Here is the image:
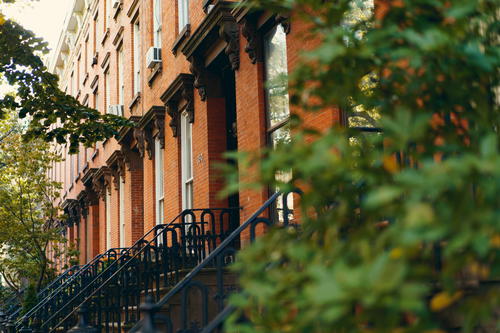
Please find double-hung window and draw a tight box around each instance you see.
[155,138,164,226]
[181,111,193,212]
[133,20,141,95]
[153,0,162,48]
[177,0,189,32]
[263,24,293,224]
[105,68,111,113]
[119,176,125,247]
[117,46,124,106]
[106,189,112,250]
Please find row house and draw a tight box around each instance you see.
[11,0,340,330]
[49,0,336,265]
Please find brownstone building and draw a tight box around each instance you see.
[30,0,338,330]
[49,0,336,264]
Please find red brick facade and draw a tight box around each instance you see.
[49,0,338,265]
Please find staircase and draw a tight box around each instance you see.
[127,191,297,333]
[13,191,296,332]
[0,265,81,330]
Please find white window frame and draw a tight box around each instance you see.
[119,176,125,247]
[118,46,124,105]
[177,0,189,32]
[106,188,112,250]
[154,137,164,225]
[105,68,111,113]
[153,0,162,48]
[181,111,193,211]
[133,20,141,95]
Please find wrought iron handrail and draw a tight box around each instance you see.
[7,265,81,322]
[129,191,298,332]
[43,210,187,330]
[48,207,240,331]
[16,248,126,328]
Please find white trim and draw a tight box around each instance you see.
[119,176,125,247]
[181,111,193,211]
[154,138,164,225]
[105,188,112,250]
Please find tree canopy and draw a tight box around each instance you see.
[0,112,69,293]
[0,0,130,152]
[227,0,500,332]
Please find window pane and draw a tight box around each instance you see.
[264,25,290,128]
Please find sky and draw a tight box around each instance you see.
[1,0,72,59]
[0,0,72,95]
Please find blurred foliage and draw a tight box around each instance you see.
[226,0,500,332]
[0,0,130,152]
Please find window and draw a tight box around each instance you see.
[181,111,193,211]
[95,11,100,45]
[154,138,164,225]
[264,24,290,147]
[153,0,162,47]
[177,0,189,32]
[119,176,125,247]
[117,46,124,105]
[263,24,293,224]
[105,69,111,113]
[85,38,89,73]
[106,189,112,250]
[93,88,99,112]
[106,0,112,29]
[133,20,141,95]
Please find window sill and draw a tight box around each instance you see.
[100,28,110,45]
[82,72,89,86]
[172,24,191,55]
[129,92,141,111]
[148,62,162,87]
[112,1,123,19]
[91,149,99,161]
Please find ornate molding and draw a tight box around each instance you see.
[133,127,149,159]
[92,166,112,199]
[62,199,80,227]
[189,56,207,101]
[120,144,143,171]
[160,74,195,137]
[241,17,261,64]
[181,2,239,100]
[106,150,126,190]
[136,106,166,159]
[220,16,240,70]
[275,13,291,34]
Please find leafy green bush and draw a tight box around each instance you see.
[227,0,499,332]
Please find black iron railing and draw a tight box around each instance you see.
[15,249,127,330]
[129,191,299,333]
[43,207,239,332]
[6,265,82,323]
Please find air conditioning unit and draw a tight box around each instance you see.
[108,105,124,117]
[112,0,122,9]
[146,47,162,68]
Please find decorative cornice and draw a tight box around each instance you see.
[275,13,291,34]
[181,2,239,100]
[136,106,166,158]
[160,74,195,137]
[92,166,112,199]
[106,150,126,190]
[126,0,140,18]
[100,51,111,69]
[81,167,98,186]
[241,16,262,64]
[62,199,80,227]
[188,56,207,101]
[112,26,125,47]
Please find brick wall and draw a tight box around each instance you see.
[50,0,333,265]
